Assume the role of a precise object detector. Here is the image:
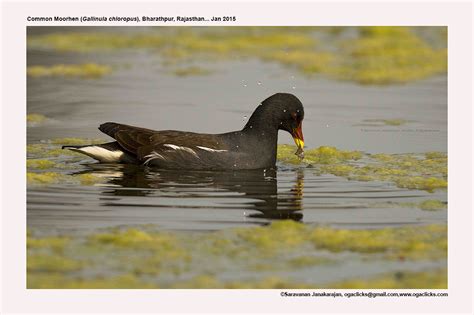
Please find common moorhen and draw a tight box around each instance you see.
[63,93,305,170]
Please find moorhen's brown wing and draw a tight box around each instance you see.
[99,122,240,169]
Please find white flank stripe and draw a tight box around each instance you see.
[196,146,228,153]
[163,144,198,157]
[143,151,165,165]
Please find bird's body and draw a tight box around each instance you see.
[64,93,305,170]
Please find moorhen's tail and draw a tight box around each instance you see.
[98,122,157,155]
[62,141,138,164]
[99,122,156,139]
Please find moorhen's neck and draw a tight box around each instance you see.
[242,104,279,134]
[236,104,279,169]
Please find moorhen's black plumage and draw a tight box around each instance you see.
[63,93,305,170]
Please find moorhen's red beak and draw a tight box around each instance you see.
[291,122,304,149]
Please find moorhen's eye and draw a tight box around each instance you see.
[291,112,297,120]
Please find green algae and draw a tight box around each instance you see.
[26,139,114,186]
[27,221,446,289]
[171,275,317,289]
[277,145,362,165]
[394,176,447,191]
[172,66,212,77]
[329,268,447,289]
[28,253,83,273]
[27,274,156,289]
[27,63,112,79]
[26,159,56,169]
[336,27,447,84]
[287,256,333,268]
[366,200,447,212]
[90,228,177,249]
[28,27,446,84]
[78,174,107,186]
[27,113,47,123]
[27,113,48,127]
[28,32,169,52]
[27,139,106,162]
[276,145,447,192]
[27,172,67,185]
[263,50,334,75]
[27,236,70,253]
[309,225,447,260]
[362,118,410,126]
[232,220,308,257]
[27,268,446,289]
[419,200,447,211]
[27,171,106,186]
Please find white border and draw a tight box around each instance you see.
[1,1,472,314]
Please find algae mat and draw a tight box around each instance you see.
[27,221,447,289]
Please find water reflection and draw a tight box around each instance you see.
[75,164,304,221]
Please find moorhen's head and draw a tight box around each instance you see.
[245,93,305,152]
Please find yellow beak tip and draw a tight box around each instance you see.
[294,138,304,149]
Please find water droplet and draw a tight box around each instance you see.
[292,86,296,90]
[236,145,239,148]
[283,109,287,112]
[243,115,247,122]
[257,81,262,85]
[243,84,247,87]
[290,75,295,80]
[296,109,300,113]
[233,164,237,167]
[326,124,330,128]
[249,125,253,129]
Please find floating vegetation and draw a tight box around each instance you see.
[27,172,67,185]
[27,63,112,79]
[418,200,447,211]
[27,139,112,186]
[276,145,447,192]
[28,27,447,84]
[277,145,362,165]
[337,27,447,84]
[28,253,84,273]
[27,113,48,126]
[27,221,447,288]
[309,224,447,260]
[27,139,105,159]
[26,159,56,169]
[28,32,169,52]
[263,50,334,75]
[361,118,410,126]
[366,200,447,212]
[172,66,212,77]
[330,268,447,289]
[27,171,106,186]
